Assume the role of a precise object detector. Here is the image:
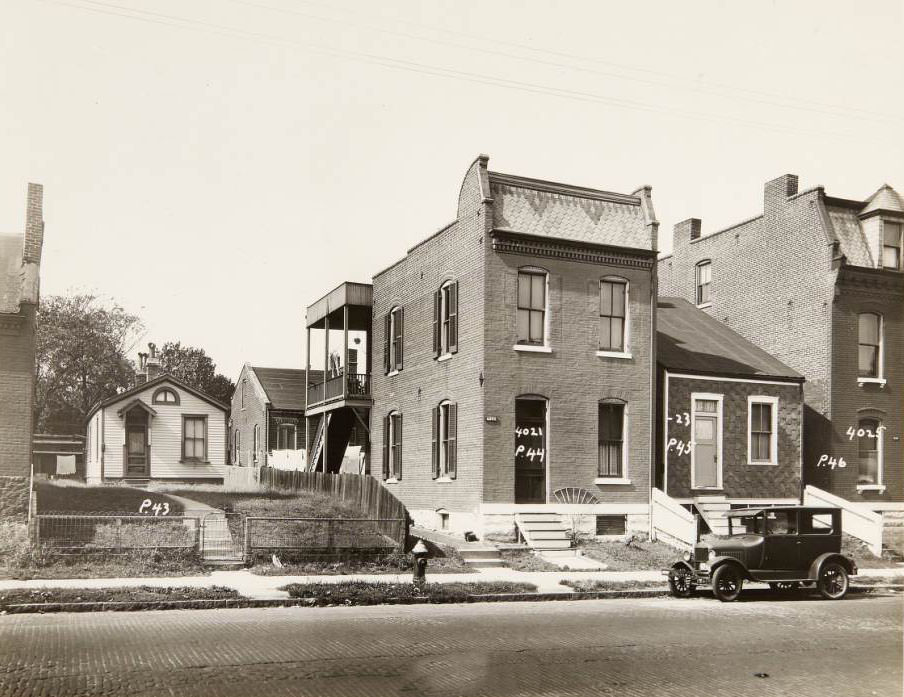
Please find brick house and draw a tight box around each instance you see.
[229,364,324,469]
[365,155,659,537]
[655,297,804,528]
[85,347,228,485]
[659,176,903,511]
[0,183,43,518]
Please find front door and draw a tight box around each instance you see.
[693,415,718,488]
[515,397,546,503]
[126,426,148,476]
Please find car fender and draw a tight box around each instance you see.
[668,560,695,575]
[709,557,751,580]
[808,553,857,581]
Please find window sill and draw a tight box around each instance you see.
[696,302,712,310]
[387,370,399,377]
[691,487,723,491]
[180,460,210,465]
[385,477,399,484]
[747,460,778,466]
[858,377,886,387]
[434,476,455,483]
[596,350,632,359]
[513,344,553,354]
[857,484,886,493]
[437,353,453,363]
[594,477,631,485]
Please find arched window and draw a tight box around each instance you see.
[384,305,403,373]
[858,313,883,380]
[432,400,458,480]
[695,260,712,306]
[857,417,884,488]
[382,411,402,481]
[152,387,179,405]
[516,267,547,346]
[599,277,629,353]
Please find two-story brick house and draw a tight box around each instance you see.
[0,183,43,518]
[368,155,659,537]
[659,176,903,513]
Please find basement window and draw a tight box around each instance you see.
[596,515,626,536]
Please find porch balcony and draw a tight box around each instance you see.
[307,370,372,411]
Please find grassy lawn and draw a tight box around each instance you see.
[0,585,241,607]
[500,549,563,572]
[577,536,679,571]
[3,551,208,580]
[36,480,186,515]
[160,486,365,518]
[280,580,537,606]
[559,578,668,592]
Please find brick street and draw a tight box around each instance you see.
[1,594,900,697]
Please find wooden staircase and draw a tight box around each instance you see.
[694,496,731,536]
[514,512,572,550]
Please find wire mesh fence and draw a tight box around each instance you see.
[246,517,405,560]
[34,514,200,554]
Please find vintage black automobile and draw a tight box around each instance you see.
[664,506,858,602]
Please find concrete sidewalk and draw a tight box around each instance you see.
[1,567,901,601]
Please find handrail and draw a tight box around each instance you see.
[308,372,372,405]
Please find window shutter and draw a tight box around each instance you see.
[396,414,403,481]
[397,307,404,371]
[383,313,391,374]
[431,406,439,479]
[448,403,457,479]
[432,289,440,358]
[382,416,389,480]
[449,282,459,354]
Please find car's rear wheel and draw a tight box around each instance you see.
[712,564,743,602]
[817,562,849,600]
[769,582,800,592]
[668,566,695,598]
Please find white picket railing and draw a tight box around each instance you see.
[651,487,697,549]
[803,485,883,555]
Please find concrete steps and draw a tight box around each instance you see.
[694,497,731,536]
[515,512,572,551]
[458,545,505,569]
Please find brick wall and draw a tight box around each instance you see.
[661,374,802,500]
[370,156,488,521]
[229,367,268,466]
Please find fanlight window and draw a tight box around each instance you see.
[152,388,179,405]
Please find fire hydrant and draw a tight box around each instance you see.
[411,539,429,585]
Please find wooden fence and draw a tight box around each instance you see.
[259,469,409,545]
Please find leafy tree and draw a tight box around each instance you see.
[157,341,234,405]
[35,294,143,433]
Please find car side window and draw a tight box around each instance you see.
[766,510,797,535]
[801,512,834,535]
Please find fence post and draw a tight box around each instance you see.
[116,516,123,554]
[243,518,251,563]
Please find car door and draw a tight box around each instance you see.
[762,510,800,572]
[798,510,839,566]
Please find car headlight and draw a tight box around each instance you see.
[709,549,717,560]
[683,551,691,562]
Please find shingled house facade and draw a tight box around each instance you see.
[0,183,43,518]
[370,155,659,536]
[659,176,903,511]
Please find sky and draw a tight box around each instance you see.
[1,0,902,381]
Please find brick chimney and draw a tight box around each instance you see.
[23,183,44,265]
[145,342,162,381]
[764,174,799,215]
[674,217,702,247]
[136,352,149,384]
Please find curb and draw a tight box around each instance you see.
[1,584,898,615]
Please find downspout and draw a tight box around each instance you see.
[100,407,105,481]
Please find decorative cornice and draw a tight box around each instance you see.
[837,267,904,296]
[491,230,655,269]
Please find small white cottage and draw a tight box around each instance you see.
[85,362,228,485]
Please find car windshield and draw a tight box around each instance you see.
[729,513,763,535]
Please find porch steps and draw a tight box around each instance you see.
[514,512,572,551]
[882,511,904,558]
[458,545,506,569]
[694,496,731,536]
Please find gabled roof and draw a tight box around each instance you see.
[86,373,228,422]
[488,171,654,251]
[657,298,803,381]
[116,398,157,417]
[861,184,904,216]
[250,367,324,411]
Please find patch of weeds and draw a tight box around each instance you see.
[500,550,562,572]
[0,585,242,607]
[559,578,668,592]
[280,581,537,606]
[578,534,678,571]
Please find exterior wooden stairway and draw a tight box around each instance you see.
[694,496,732,536]
[514,512,572,550]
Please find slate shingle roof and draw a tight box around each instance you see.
[657,297,803,381]
[488,171,651,250]
[826,206,874,267]
[251,367,323,411]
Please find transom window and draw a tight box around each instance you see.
[382,412,402,480]
[858,313,882,379]
[432,401,458,479]
[695,261,712,306]
[384,306,403,374]
[517,270,547,345]
[883,222,902,270]
[857,417,883,487]
[748,397,777,464]
[152,388,179,405]
[183,416,207,461]
[598,402,625,478]
[599,279,627,352]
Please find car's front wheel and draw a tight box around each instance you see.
[712,564,743,602]
[668,566,695,598]
[817,562,849,600]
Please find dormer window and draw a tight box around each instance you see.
[882,221,902,270]
[152,387,179,405]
